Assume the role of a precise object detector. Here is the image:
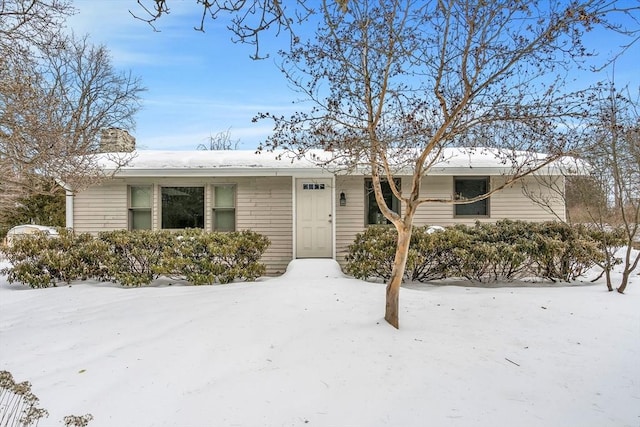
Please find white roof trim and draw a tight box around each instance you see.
[98,148,580,177]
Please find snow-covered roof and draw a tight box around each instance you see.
[99,148,581,177]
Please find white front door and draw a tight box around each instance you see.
[296,178,333,258]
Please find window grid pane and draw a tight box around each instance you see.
[455,178,489,216]
[214,209,235,232]
[130,186,152,208]
[366,179,400,225]
[214,186,235,208]
[130,210,152,230]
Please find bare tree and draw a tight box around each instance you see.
[0,0,72,58]
[1,28,145,215]
[584,84,639,293]
[131,0,318,59]
[526,82,640,293]
[253,0,639,328]
[129,0,638,327]
[197,128,240,150]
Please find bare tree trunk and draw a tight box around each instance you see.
[385,224,412,329]
[617,246,640,294]
[604,250,615,292]
[605,270,614,292]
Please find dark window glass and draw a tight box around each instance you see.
[365,178,400,225]
[161,187,204,229]
[455,178,489,216]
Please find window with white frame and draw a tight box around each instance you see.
[161,186,204,229]
[454,177,490,217]
[365,178,401,225]
[212,185,236,232]
[129,185,152,230]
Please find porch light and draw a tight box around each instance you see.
[339,192,347,206]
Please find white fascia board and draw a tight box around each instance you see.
[426,165,569,176]
[109,164,571,178]
[111,168,335,178]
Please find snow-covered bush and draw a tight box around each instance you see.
[449,221,534,283]
[345,225,462,281]
[99,230,173,286]
[0,228,105,288]
[345,220,613,284]
[1,229,270,288]
[100,229,269,286]
[344,226,398,281]
[162,229,269,285]
[527,222,604,282]
[407,226,459,281]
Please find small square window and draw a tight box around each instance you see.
[365,178,400,225]
[454,177,489,217]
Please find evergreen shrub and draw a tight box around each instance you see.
[345,220,614,283]
[162,229,269,285]
[99,229,174,286]
[526,222,604,282]
[0,228,104,288]
[1,229,270,288]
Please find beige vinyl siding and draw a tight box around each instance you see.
[413,175,564,225]
[335,176,367,264]
[73,176,292,276]
[412,175,456,225]
[73,179,128,233]
[335,174,565,266]
[235,177,293,275]
[489,176,565,222]
[74,173,564,274]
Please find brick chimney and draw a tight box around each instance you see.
[99,128,136,152]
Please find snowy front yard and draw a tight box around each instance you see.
[1,258,639,427]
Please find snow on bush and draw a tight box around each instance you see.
[0,229,270,288]
[346,220,618,283]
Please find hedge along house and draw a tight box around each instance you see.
[66,146,569,275]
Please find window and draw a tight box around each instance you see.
[302,183,325,190]
[454,177,489,217]
[365,178,400,225]
[213,185,236,232]
[161,186,204,229]
[129,186,152,230]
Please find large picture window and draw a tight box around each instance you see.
[213,185,236,232]
[454,177,489,217]
[365,178,401,225]
[161,186,204,229]
[129,186,152,230]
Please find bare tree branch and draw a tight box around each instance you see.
[1,8,145,216]
[252,0,639,327]
[130,0,315,59]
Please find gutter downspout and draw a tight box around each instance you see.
[56,179,74,229]
[65,189,74,229]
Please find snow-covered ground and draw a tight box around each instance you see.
[1,256,639,427]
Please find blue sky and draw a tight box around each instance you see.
[67,1,639,151]
[67,0,300,150]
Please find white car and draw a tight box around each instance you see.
[4,225,59,247]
